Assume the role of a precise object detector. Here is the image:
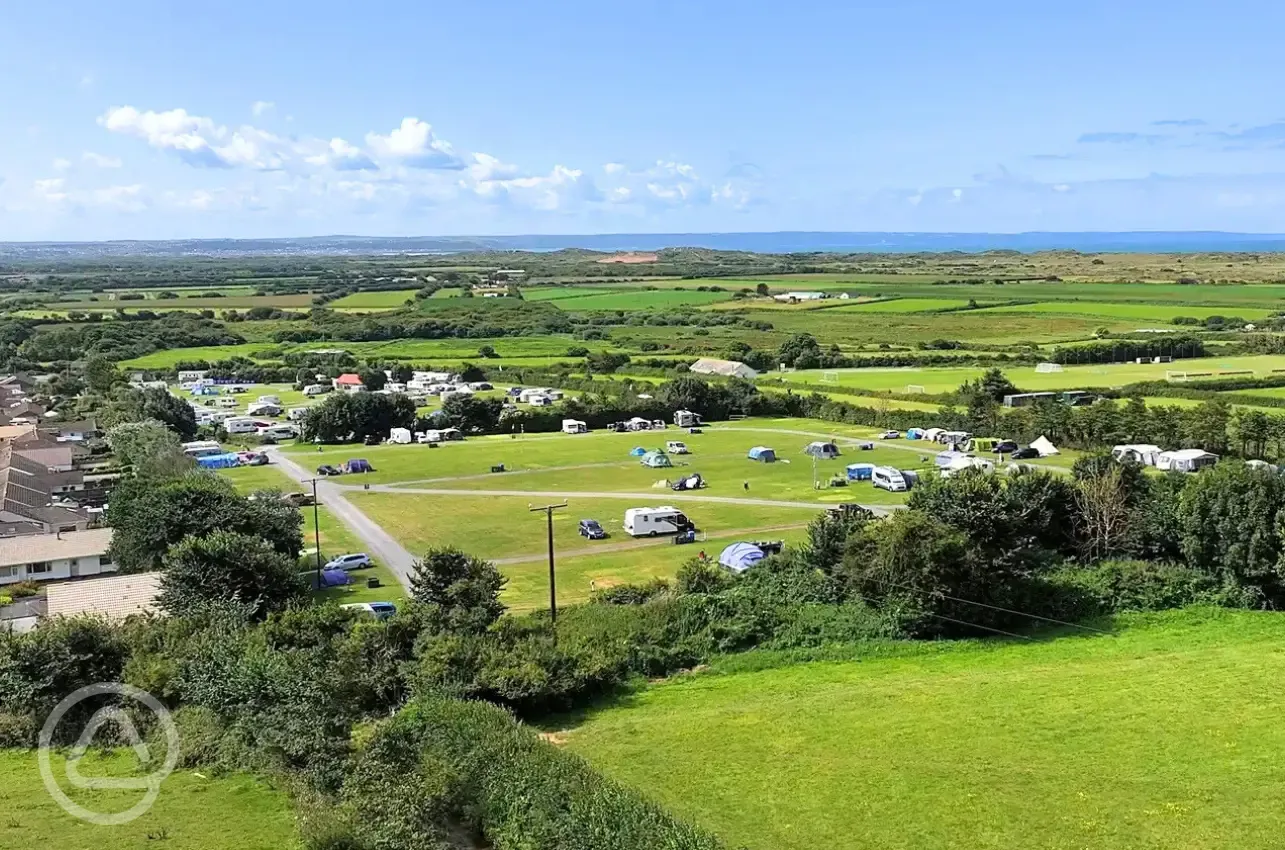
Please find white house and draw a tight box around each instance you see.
[772,291,828,303]
[333,374,366,393]
[0,528,115,586]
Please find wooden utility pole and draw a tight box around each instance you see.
[528,501,568,624]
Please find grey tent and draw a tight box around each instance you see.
[719,542,765,574]
[803,441,841,459]
[747,446,777,463]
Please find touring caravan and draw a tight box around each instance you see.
[215,397,240,409]
[257,395,281,405]
[1156,449,1218,473]
[303,384,330,396]
[872,466,909,492]
[1112,444,1163,467]
[388,427,413,444]
[674,410,703,428]
[258,424,298,441]
[561,419,588,434]
[246,402,283,417]
[181,440,224,458]
[287,407,310,422]
[623,506,694,537]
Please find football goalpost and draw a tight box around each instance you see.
[1035,362,1063,373]
[1165,371,1189,382]
[905,384,927,395]
[821,371,840,384]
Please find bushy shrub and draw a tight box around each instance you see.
[1045,559,1243,615]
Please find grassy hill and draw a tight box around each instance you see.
[566,608,1285,850]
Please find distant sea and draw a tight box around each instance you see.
[5,231,1285,258]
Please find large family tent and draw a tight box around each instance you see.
[640,450,673,469]
[719,542,765,574]
[1156,449,1218,473]
[747,446,777,463]
[803,441,842,459]
[196,452,242,470]
[968,437,999,453]
[846,463,875,481]
[1112,444,1163,467]
[1030,435,1060,457]
[906,428,927,440]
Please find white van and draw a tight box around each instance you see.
[872,466,908,492]
[665,440,689,454]
[623,506,694,538]
[224,417,259,435]
[215,397,239,409]
[287,407,310,422]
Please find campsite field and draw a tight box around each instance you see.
[567,608,1285,850]
[547,289,735,311]
[327,289,418,309]
[829,298,987,313]
[972,301,1276,322]
[0,750,300,850]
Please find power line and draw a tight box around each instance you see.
[849,592,1034,642]
[872,578,1113,636]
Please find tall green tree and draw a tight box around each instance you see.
[409,547,507,634]
[159,531,305,620]
[106,419,193,479]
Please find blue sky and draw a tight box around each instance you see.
[4,0,1285,239]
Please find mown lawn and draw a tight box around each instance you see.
[327,289,418,309]
[0,750,300,850]
[567,608,1285,850]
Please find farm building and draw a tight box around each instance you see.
[747,446,777,463]
[1003,392,1058,408]
[1156,449,1219,473]
[689,358,758,380]
[772,291,828,303]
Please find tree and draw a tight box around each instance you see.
[106,420,193,479]
[1232,409,1271,458]
[1075,466,1136,560]
[302,392,416,443]
[777,333,822,369]
[359,368,388,391]
[159,531,305,620]
[802,506,874,573]
[477,345,499,359]
[977,368,1018,402]
[439,395,503,433]
[389,364,414,383]
[755,283,770,296]
[409,547,506,634]
[107,472,304,572]
[101,386,198,439]
[1178,461,1285,601]
[84,355,119,393]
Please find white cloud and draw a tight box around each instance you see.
[33,178,68,203]
[468,153,520,182]
[365,118,464,169]
[99,106,287,170]
[52,158,72,172]
[83,151,123,168]
[306,138,377,171]
[28,178,144,211]
[472,164,600,210]
[603,162,626,174]
[251,100,275,117]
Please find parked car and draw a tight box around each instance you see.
[316,464,342,476]
[326,553,372,571]
[994,440,1020,453]
[579,519,607,539]
[879,430,901,440]
[665,440,690,454]
[1010,447,1040,460]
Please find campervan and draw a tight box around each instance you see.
[673,410,703,428]
[287,407,310,422]
[665,440,689,454]
[623,506,694,538]
[561,419,588,434]
[224,417,260,435]
[258,424,298,441]
[215,397,239,409]
[872,466,909,492]
[181,440,224,458]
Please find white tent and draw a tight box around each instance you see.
[1030,435,1060,457]
[388,427,412,444]
[1156,449,1218,473]
[1112,444,1163,467]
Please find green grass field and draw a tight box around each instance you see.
[521,287,619,301]
[327,290,418,309]
[783,354,1285,394]
[830,298,985,313]
[0,750,299,850]
[973,301,1275,321]
[551,290,734,311]
[567,608,1285,850]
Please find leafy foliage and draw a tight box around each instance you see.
[159,531,306,620]
[408,547,507,634]
[301,391,416,443]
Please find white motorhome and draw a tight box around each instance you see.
[287,407,310,421]
[224,417,260,435]
[302,384,330,396]
[623,506,694,538]
[215,397,240,409]
[258,424,298,441]
[674,410,703,428]
[561,419,588,434]
[872,466,908,492]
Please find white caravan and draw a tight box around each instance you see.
[224,417,261,435]
[561,419,588,434]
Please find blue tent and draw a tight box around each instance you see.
[719,542,765,574]
[747,446,777,462]
[907,428,926,440]
[846,463,875,481]
[189,385,221,396]
[196,452,242,470]
[630,446,647,456]
[321,569,351,587]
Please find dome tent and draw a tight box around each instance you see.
[719,542,765,574]
[747,446,777,462]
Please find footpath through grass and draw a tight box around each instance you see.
[567,608,1285,850]
[0,750,300,850]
